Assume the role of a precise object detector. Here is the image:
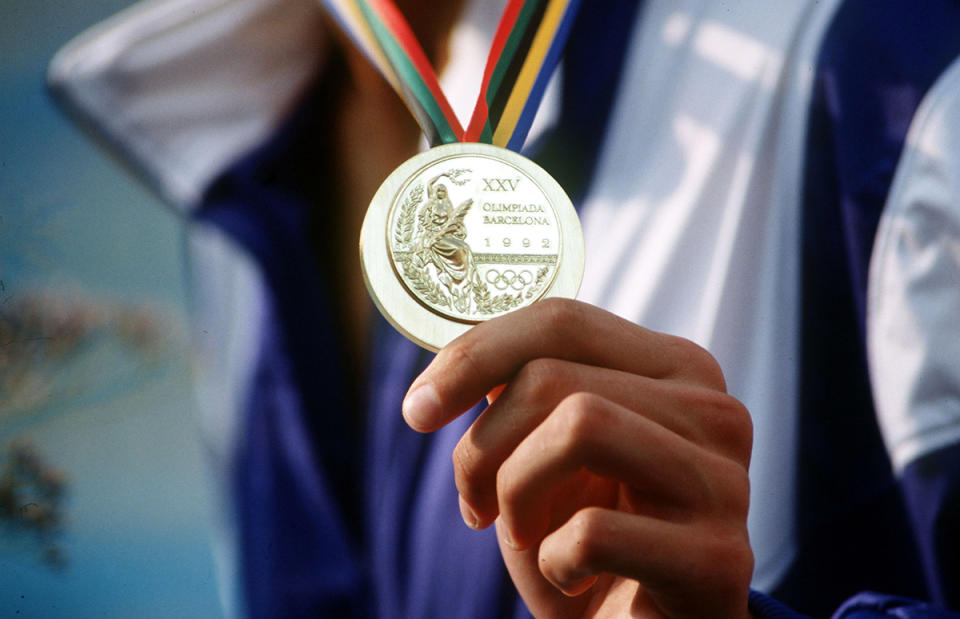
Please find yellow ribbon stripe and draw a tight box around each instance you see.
[328,0,402,93]
[491,0,572,147]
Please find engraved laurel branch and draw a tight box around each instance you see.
[393,182,450,308]
[394,183,423,249]
[471,265,550,315]
[403,252,450,308]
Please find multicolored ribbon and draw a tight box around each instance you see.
[319,0,581,151]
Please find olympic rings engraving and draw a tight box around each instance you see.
[484,268,534,291]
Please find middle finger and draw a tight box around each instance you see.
[453,359,750,527]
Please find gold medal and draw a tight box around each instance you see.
[337,0,585,350]
[360,142,583,351]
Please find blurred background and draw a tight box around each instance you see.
[1,0,221,615]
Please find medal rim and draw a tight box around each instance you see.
[360,142,583,352]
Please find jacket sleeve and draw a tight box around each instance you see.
[46,0,326,210]
[750,591,960,619]
[867,55,960,609]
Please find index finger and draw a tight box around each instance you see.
[402,298,725,432]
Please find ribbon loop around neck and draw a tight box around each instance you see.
[319,0,582,150]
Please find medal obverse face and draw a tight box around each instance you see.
[361,143,583,351]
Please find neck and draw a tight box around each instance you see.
[318,0,468,379]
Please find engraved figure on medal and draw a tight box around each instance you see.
[388,154,562,323]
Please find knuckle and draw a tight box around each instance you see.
[513,358,567,403]
[684,389,753,463]
[696,454,751,520]
[451,436,487,501]
[495,465,522,515]
[717,396,753,464]
[438,339,484,382]
[563,507,610,569]
[536,297,583,336]
[553,393,605,451]
[731,472,751,519]
[699,531,754,593]
[716,460,752,519]
[667,336,727,391]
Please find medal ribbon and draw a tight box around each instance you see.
[319,0,581,150]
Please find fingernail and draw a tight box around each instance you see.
[561,574,600,597]
[459,495,479,529]
[495,517,519,550]
[402,383,441,431]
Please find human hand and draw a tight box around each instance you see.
[402,299,754,618]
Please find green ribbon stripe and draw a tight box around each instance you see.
[357,1,460,145]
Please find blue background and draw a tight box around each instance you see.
[1,1,221,615]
